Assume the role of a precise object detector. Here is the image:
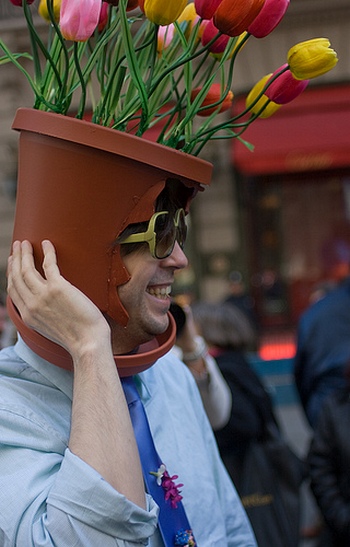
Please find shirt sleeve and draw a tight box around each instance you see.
[194,351,232,430]
[0,407,158,546]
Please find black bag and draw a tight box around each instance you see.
[240,423,304,547]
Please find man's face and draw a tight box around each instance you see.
[110,241,188,354]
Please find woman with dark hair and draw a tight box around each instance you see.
[192,302,304,547]
[192,301,275,487]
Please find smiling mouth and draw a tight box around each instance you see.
[147,286,172,300]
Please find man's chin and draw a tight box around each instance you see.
[145,313,170,339]
[110,312,170,354]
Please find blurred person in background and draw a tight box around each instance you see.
[191,301,274,487]
[224,271,258,344]
[294,274,350,429]
[308,360,350,546]
[192,301,304,547]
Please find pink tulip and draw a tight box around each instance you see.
[194,0,223,20]
[248,0,289,39]
[201,19,230,53]
[157,24,175,54]
[265,64,309,104]
[60,0,102,42]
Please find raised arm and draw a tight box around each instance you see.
[7,240,146,509]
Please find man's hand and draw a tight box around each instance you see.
[7,240,110,358]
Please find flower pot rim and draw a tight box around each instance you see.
[7,297,177,376]
[12,108,213,187]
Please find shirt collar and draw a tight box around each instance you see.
[14,335,155,404]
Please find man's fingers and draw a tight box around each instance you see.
[7,253,26,312]
[19,240,48,291]
[7,240,49,322]
[41,240,61,281]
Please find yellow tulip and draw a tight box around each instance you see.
[177,2,201,39]
[143,0,188,26]
[246,74,281,118]
[38,0,61,22]
[288,38,338,80]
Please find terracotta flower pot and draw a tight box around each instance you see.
[7,108,212,376]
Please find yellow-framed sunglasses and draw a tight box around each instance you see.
[119,208,187,259]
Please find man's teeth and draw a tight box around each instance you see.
[147,286,171,299]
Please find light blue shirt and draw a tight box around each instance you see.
[0,337,256,546]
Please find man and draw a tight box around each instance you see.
[0,178,256,545]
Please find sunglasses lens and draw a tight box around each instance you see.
[154,210,187,259]
[176,209,187,250]
[154,213,176,259]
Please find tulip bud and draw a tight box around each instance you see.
[38,0,61,23]
[191,83,234,116]
[60,0,102,41]
[246,74,281,118]
[265,64,309,104]
[10,0,35,5]
[214,0,265,37]
[248,0,289,39]
[201,19,230,54]
[104,0,139,9]
[194,0,223,20]
[157,24,175,54]
[98,2,109,32]
[177,3,201,38]
[141,0,188,26]
[288,38,338,80]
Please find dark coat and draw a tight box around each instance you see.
[294,277,350,428]
[308,390,350,546]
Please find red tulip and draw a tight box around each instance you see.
[191,83,234,116]
[194,0,223,20]
[214,0,265,37]
[265,64,309,104]
[60,0,102,41]
[9,0,35,5]
[201,19,230,54]
[104,0,139,8]
[98,2,109,32]
[248,0,289,38]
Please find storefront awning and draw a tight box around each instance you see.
[232,83,350,175]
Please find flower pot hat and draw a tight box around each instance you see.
[7,108,212,375]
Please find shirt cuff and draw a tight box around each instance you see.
[47,448,158,542]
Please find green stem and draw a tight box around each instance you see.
[118,0,149,134]
[23,1,41,82]
[74,43,86,119]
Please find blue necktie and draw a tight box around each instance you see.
[122,376,196,547]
